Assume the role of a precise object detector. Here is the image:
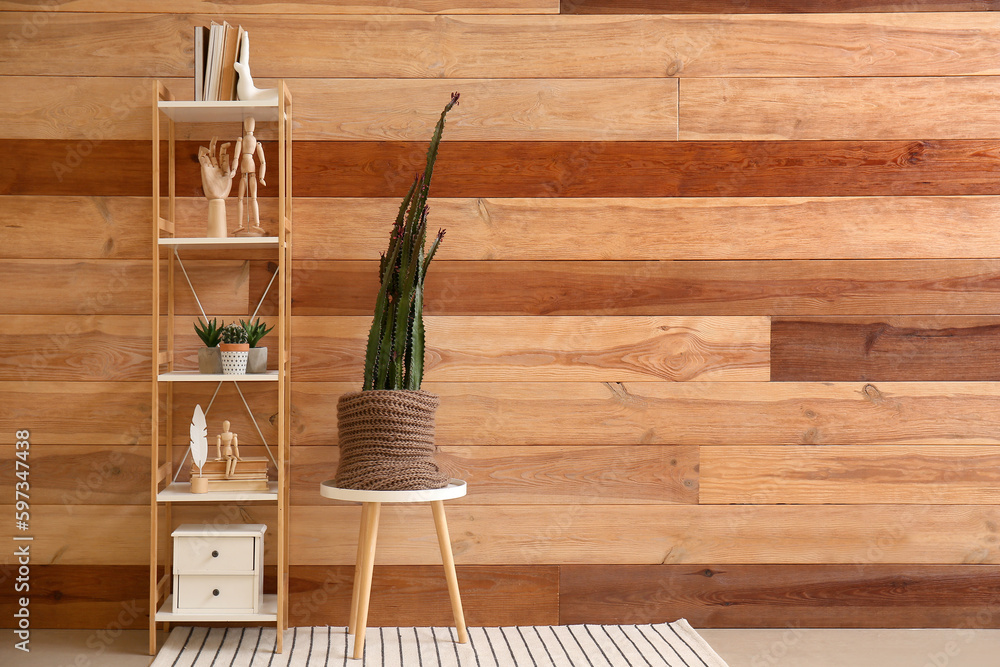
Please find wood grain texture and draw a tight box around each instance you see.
[0,445,148,505]
[292,259,1000,317]
[292,445,699,506]
[559,564,1000,628]
[0,382,149,445]
[563,0,1000,13]
[6,13,1000,78]
[9,141,1000,198]
[680,77,1000,140]
[289,566,559,628]
[0,0,560,14]
[293,381,1000,446]
[293,197,1000,260]
[292,316,769,382]
[771,317,1000,381]
[288,505,1000,565]
[0,315,149,381]
[701,445,1000,505]
[169,383,278,450]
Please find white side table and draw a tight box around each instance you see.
[320,478,469,660]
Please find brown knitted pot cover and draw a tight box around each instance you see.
[334,390,449,491]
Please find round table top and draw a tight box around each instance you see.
[319,478,467,503]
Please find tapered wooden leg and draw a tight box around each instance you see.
[348,502,371,636]
[431,500,468,643]
[353,502,381,660]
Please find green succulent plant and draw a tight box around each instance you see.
[220,322,248,345]
[194,317,222,347]
[363,92,459,391]
[240,318,274,348]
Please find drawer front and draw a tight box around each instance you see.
[175,575,257,612]
[174,536,255,573]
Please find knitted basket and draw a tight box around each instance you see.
[334,390,448,491]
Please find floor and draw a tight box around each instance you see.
[3,628,1000,666]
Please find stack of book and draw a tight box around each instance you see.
[194,22,245,102]
[191,457,269,492]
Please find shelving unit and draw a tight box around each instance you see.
[149,81,292,655]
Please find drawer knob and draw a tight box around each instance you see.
[213,589,220,597]
[212,550,219,558]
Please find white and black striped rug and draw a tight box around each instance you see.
[151,621,728,666]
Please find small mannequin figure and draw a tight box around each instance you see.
[215,420,242,479]
[198,137,236,237]
[234,117,266,237]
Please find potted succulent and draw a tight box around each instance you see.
[219,322,250,375]
[194,317,223,374]
[334,92,459,491]
[241,317,274,374]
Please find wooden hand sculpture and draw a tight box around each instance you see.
[198,137,237,237]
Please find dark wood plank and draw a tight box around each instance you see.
[772,317,1000,382]
[289,565,559,627]
[562,0,1000,13]
[292,445,699,506]
[293,259,1000,317]
[7,140,1000,198]
[559,564,1000,627]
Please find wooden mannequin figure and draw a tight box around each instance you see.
[215,419,242,479]
[234,117,266,237]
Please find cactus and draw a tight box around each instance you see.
[240,318,274,348]
[220,322,248,345]
[194,317,222,347]
[363,92,459,391]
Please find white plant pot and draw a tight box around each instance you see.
[220,344,249,375]
[246,347,267,374]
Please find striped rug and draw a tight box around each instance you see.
[151,621,728,666]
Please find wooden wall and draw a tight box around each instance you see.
[3,0,1000,632]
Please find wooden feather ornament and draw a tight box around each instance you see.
[189,404,208,475]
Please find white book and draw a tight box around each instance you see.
[202,23,218,101]
[210,22,225,101]
[193,26,207,102]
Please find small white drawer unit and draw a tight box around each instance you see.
[172,523,266,615]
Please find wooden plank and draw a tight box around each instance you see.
[292,316,769,382]
[680,77,1000,140]
[0,315,150,381]
[292,445,699,506]
[701,445,1000,505]
[771,317,1000,381]
[8,141,1000,198]
[0,196,149,259]
[0,445,148,505]
[289,565,559,628]
[6,13,1000,78]
[0,506,149,565]
[0,0,560,14]
[559,564,1000,628]
[293,196,1000,260]
[563,0,1000,13]
[294,259,1000,317]
[287,505,1000,565]
[293,382,1000,446]
[0,382,149,445]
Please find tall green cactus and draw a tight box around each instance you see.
[363,92,459,391]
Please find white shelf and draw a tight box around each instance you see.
[157,99,280,123]
[159,237,279,249]
[158,371,279,382]
[155,594,278,622]
[158,483,279,503]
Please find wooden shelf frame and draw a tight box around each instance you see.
[150,80,292,656]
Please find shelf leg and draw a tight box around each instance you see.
[353,502,380,660]
[432,500,468,644]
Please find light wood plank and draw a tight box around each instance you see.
[0,382,149,445]
[292,258,1000,317]
[293,197,1000,261]
[292,316,769,382]
[287,505,1000,565]
[680,77,1000,140]
[564,0,1000,12]
[701,445,1000,505]
[5,14,1000,78]
[0,315,149,381]
[0,0,559,14]
[292,445,699,505]
[293,382,1000,446]
[0,445,148,505]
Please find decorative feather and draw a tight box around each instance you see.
[189,404,208,475]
